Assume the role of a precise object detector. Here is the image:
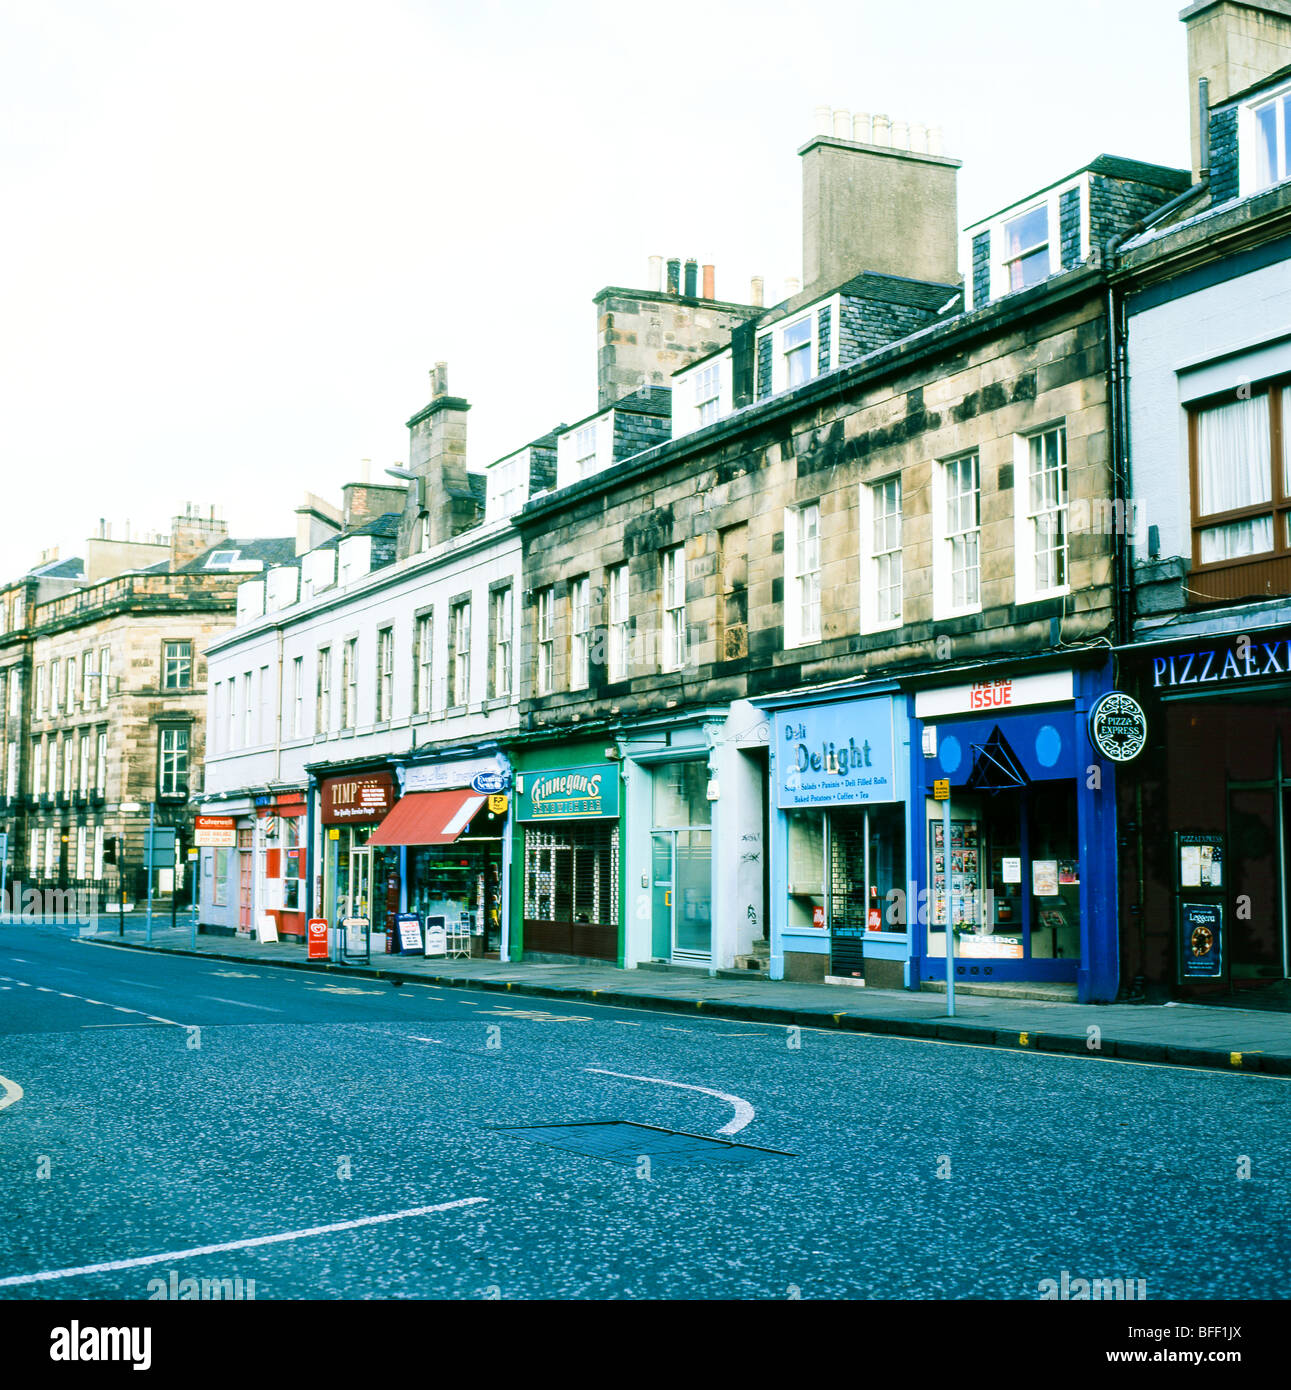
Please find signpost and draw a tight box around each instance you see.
[935,781,955,1018]
[0,830,8,921]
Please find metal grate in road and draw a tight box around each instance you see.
[491,1120,793,1168]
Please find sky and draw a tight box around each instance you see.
[0,0,1190,573]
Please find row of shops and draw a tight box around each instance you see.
[196,630,1291,1005]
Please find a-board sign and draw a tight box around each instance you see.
[307,918,328,960]
[396,913,424,955]
[256,913,279,944]
[343,916,369,954]
[424,915,447,956]
[1180,900,1223,980]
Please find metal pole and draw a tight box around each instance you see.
[191,850,199,950]
[944,794,955,1018]
[0,841,8,924]
[145,802,155,944]
[118,838,125,935]
[170,844,178,934]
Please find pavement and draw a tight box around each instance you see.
[63,917,1291,1076]
[2,921,1289,1305]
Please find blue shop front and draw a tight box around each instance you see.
[909,663,1119,1003]
[764,685,913,988]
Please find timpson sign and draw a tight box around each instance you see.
[321,772,396,825]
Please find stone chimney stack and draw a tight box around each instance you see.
[1182,1,1291,181]
[800,108,962,295]
[169,502,229,569]
[400,361,478,555]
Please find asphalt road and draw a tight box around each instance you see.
[1,922,1288,1300]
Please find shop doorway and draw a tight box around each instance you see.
[1226,779,1291,983]
[651,830,712,961]
[345,847,372,922]
[238,827,254,932]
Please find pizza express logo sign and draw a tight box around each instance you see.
[1088,692,1147,763]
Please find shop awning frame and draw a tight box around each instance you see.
[368,790,486,847]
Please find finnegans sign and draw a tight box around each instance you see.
[1150,636,1291,690]
[321,772,395,825]
[517,765,619,821]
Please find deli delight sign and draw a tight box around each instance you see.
[517,764,619,822]
[774,698,897,809]
[321,772,396,825]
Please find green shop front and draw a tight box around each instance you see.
[511,743,624,963]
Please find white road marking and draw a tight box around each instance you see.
[0,1074,22,1112]
[0,973,182,1027]
[199,996,281,1012]
[406,1035,445,1044]
[0,1196,488,1288]
[585,1067,756,1136]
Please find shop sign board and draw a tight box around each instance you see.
[517,764,619,821]
[1180,901,1223,979]
[307,918,329,960]
[321,773,395,825]
[914,670,1073,719]
[404,758,507,794]
[194,815,237,847]
[396,913,424,955]
[488,794,509,815]
[471,770,511,794]
[424,917,447,956]
[773,698,897,809]
[1150,635,1291,691]
[1087,692,1147,762]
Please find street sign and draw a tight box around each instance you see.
[488,793,508,815]
[307,918,329,960]
[933,779,950,800]
[143,827,177,869]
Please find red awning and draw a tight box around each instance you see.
[368,790,486,847]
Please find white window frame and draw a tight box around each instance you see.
[574,424,599,478]
[76,824,87,879]
[414,615,433,715]
[95,729,107,794]
[93,825,104,880]
[661,546,687,671]
[31,738,42,797]
[163,640,193,690]
[570,577,591,690]
[1000,202,1052,292]
[78,732,90,794]
[783,503,822,647]
[35,665,45,719]
[98,647,110,707]
[608,563,630,682]
[66,655,77,711]
[779,314,816,392]
[450,600,471,708]
[535,587,554,696]
[1241,81,1291,197]
[159,726,189,798]
[933,453,982,619]
[1014,425,1070,603]
[490,587,513,699]
[291,656,304,738]
[243,669,254,745]
[375,626,394,722]
[50,659,60,716]
[694,361,721,428]
[341,639,358,729]
[859,477,903,633]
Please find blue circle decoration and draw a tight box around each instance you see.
[939,735,963,775]
[1035,725,1062,768]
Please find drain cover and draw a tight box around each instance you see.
[492,1120,793,1168]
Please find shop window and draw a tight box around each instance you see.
[787,805,905,940]
[524,823,619,929]
[1189,382,1290,590]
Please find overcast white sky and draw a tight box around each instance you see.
[1,0,1190,571]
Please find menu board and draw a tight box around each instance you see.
[929,819,980,928]
[1178,833,1223,889]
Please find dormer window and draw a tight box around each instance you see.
[1253,88,1291,191]
[1004,205,1050,290]
[784,317,813,388]
[575,424,598,478]
[694,363,721,426]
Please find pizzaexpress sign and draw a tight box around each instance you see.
[517,764,620,821]
[1150,635,1291,689]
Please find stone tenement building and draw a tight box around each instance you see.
[511,114,1191,1002]
[0,511,291,904]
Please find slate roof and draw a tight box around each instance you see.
[177,536,298,574]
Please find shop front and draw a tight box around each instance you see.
[318,768,397,953]
[255,791,309,941]
[368,755,510,959]
[766,687,910,986]
[910,664,1119,1003]
[197,801,253,936]
[511,744,623,963]
[1120,623,1291,1004]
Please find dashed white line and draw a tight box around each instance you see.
[585,1068,757,1136]
[199,996,281,1012]
[0,1197,489,1288]
[0,974,182,1027]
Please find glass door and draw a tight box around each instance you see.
[651,833,673,960]
[674,829,712,959]
[650,759,713,963]
[349,847,372,923]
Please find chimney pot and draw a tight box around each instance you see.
[784,276,800,300]
[431,361,449,399]
[872,113,890,146]
[683,258,698,298]
[666,258,681,294]
[910,122,927,153]
[832,108,851,139]
[891,119,909,149]
[702,264,715,300]
[927,125,944,156]
[750,275,764,307]
[814,104,832,136]
[853,111,871,143]
[648,254,663,292]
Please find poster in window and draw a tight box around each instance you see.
[1032,860,1059,896]
[1058,860,1079,886]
